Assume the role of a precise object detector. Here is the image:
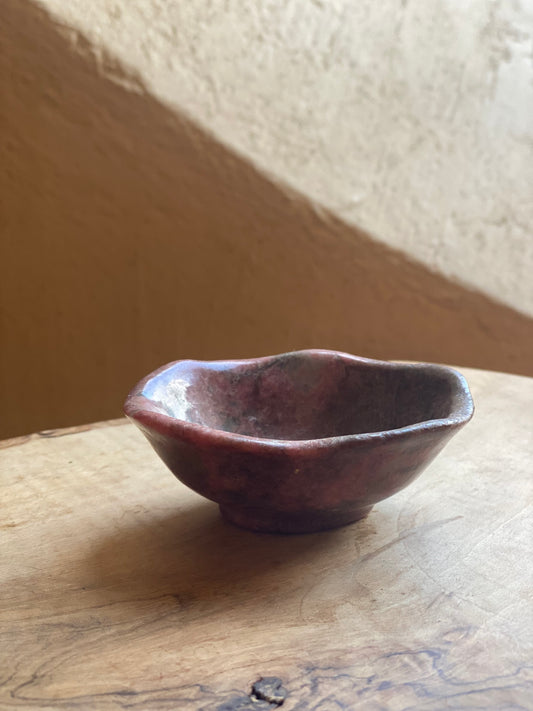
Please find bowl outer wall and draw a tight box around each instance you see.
[124,351,473,516]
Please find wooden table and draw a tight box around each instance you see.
[1,367,532,710]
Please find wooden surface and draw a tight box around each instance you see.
[1,367,532,710]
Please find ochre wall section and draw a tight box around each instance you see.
[1,1,533,439]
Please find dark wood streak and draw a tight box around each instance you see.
[5,646,532,710]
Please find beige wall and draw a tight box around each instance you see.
[1,0,533,440]
[39,0,533,317]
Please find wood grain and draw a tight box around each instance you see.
[1,367,532,710]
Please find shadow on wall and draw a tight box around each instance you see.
[1,0,533,439]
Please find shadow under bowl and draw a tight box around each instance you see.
[124,350,474,534]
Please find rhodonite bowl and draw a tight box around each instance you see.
[124,350,474,533]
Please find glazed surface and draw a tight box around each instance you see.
[125,351,473,532]
[141,352,460,441]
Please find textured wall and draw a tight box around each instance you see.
[38,0,533,315]
[1,0,532,439]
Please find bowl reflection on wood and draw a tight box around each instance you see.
[124,350,474,534]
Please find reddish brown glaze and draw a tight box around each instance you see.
[124,350,474,533]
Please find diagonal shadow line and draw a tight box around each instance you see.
[1,0,533,439]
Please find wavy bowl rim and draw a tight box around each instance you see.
[124,350,474,452]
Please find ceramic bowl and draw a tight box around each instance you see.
[124,350,474,533]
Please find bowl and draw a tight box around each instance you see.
[124,350,474,533]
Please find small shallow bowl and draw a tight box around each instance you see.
[124,350,473,534]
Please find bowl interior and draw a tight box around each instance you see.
[141,353,462,441]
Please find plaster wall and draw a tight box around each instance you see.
[38,0,533,315]
[1,0,532,439]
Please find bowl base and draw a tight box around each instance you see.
[219,504,372,534]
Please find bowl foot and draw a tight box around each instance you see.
[219,504,372,534]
